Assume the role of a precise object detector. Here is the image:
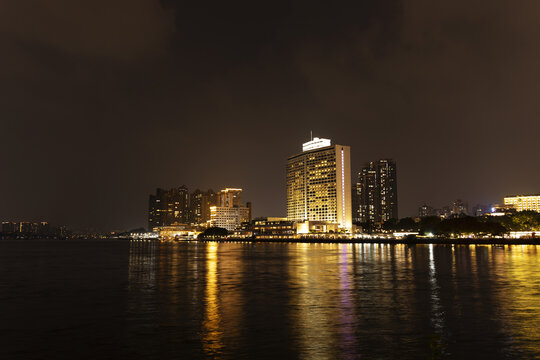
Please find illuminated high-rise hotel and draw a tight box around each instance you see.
[286,137,352,231]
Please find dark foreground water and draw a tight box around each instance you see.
[0,240,539,359]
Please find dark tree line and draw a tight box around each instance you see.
[198,227,229,239]
[378,211,540,236]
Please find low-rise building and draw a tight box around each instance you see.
[487,204,517,216]
[295,220,340,234]
[153,225,200,240]
[504,194,540,212]
[252,217,295,238]
[210,206,250,231]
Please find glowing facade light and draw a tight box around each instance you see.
[302,137,331,152]
[287,138,352,232]
[504,194,540,212]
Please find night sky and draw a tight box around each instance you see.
[1,1,539,231]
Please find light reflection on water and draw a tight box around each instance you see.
[1,241,538,359]
[124,242,540,359]
[203,242,223,356]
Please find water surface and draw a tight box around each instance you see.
[0,240,538,359]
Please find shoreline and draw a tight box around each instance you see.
[194,237,540,245]
[3,237,537,246]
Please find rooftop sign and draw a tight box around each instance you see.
[302,137,331,152]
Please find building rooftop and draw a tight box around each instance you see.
[302,137,331,152]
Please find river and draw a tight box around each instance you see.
[0,240,538,359]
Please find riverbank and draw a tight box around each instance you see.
[196,237,539,245]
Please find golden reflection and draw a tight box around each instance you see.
[289,243,341,359]
[289,244,418,358]
[494,245,540,355]
[203,242,223,356]
[447,245,540,357]
[126,241,540,358]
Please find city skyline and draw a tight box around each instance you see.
[2,3,540,360]
[1,133,538,232]
[2,1,540,231]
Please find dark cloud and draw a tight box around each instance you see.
[1,0,539,230]
[0,0,174,61]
